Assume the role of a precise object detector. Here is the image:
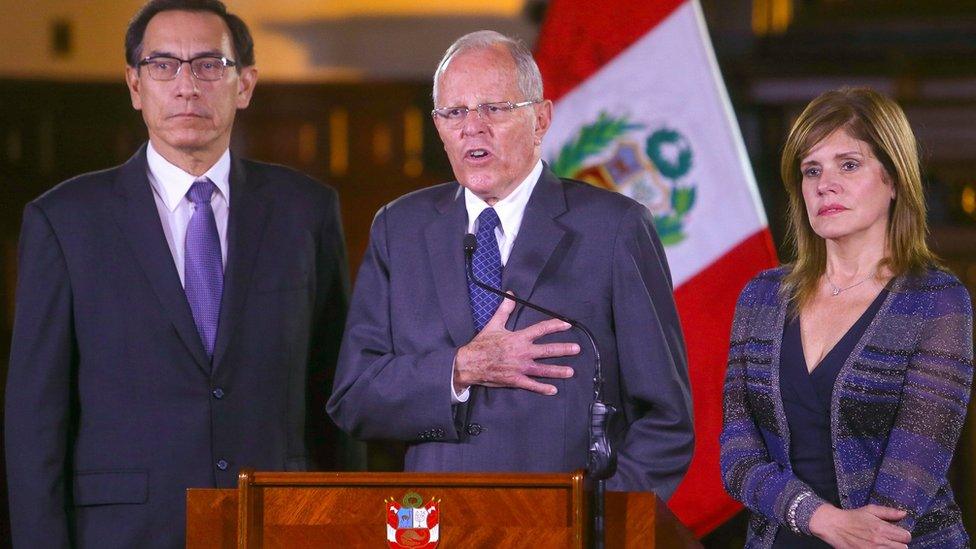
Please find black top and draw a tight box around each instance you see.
[772,289,889,548]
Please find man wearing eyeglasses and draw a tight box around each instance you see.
[330,31,693,498]
[5,1,349,547]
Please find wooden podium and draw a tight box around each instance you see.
[186,470,701,548]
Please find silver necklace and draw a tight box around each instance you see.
[825,270,875,296]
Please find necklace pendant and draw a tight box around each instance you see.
[831,287,841,296]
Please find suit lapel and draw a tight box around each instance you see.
[425,185,476,347]
[211,154,269,372]
[502,168,568,327]
[111,145,211,373]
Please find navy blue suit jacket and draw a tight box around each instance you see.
[4,145,348,548]
[329,168,693,497]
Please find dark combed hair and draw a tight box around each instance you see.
[125,0,255,67]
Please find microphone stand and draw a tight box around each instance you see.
[463,235,616,548]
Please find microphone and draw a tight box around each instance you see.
[462,234,617,480]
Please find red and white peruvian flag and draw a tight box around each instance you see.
[537,0,778,536]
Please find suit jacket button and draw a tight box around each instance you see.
[217,459,229,470]
[212,388,225,399]
[466,423,484,436]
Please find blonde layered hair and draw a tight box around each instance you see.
[781,87,938,307]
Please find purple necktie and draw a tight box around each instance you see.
[468,207,502,331]
[184,177,223,358]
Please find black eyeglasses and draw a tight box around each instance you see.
[137,55,238,82]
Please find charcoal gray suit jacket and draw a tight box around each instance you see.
[329,167,693,497]
[5,144,348,548]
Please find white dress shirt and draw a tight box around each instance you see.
[146,142,230,286]
[463,160,543,266]
[452,160,544,402]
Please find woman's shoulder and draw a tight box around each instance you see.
[736,265,789,306]
[747,265,789,289]
[899,265,967,294]
[920,265,965,287]
[753,265,790,281]
[896,265,972,314]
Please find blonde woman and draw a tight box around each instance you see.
[720,87,973,548]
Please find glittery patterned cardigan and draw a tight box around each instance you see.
[720,266,973,548]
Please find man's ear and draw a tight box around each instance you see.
[125,66,143,110]
[533,99,553,145]
[236,66,258,109]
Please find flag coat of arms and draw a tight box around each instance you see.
[386,493,440,548]
[536,0,779,536]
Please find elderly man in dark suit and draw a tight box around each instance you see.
[329,31,694,497]
[4,1,348,547]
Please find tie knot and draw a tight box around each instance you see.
[477,207,500,234]
[187,177,216,205]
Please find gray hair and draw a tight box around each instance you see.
[432,30,544,106]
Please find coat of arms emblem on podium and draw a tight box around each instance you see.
[386,492,440,548]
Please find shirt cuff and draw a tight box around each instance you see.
[450,354,470,403]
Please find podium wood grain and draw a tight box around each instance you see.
[187,471,701,548]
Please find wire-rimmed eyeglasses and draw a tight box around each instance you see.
[431,100,541,127]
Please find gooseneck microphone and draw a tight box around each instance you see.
[463,234,616,548]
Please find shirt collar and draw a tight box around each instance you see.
[146,141,231,212]
[464,159,543,235]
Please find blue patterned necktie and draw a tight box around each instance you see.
[468,207,503,331]
[184,177,223,358]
